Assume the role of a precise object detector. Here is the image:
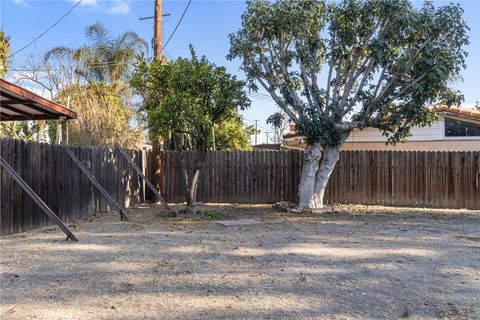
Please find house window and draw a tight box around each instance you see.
[445,118,480,137]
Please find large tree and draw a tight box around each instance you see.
[44,22,148,97]
[229,0,469,209]
[131,47,250,208]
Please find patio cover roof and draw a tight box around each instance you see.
[0,78,77,121]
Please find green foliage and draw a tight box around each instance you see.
[131,46,250,151]
[266,111,288,143]
[0,121,46,141]
[55,82,143,148]
[213,116,255,151]
[0,30,9,77]
[266,112,286,130]
[228,0,469,146]
[203,211,224,220]
[44,22,148,89]
[475,101,480,112]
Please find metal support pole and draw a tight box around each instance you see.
[115,144,170,209]
[0,155,78,241]
[63,145,129,221]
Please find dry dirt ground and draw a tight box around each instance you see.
[0,204,479,320]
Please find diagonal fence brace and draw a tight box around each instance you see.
[115,144,170,210]
[63,145,129,221]
[0,155,78,241]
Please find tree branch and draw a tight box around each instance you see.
[256,77,299,123]
[277,31,305,110]
[344,57,375,116]
[299,59,320,111]
[383,73,427,106]
[325,39,335,110]
[374,38,432,103]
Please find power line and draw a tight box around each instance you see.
[9,60,138,72]
[7,0,84,59]
[248,93,276,103]
[162,0,192,51]
[251,92,273,98]
[242,116,271,132]
[248,96,275,103]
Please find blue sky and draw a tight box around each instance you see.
[1,0,479,144]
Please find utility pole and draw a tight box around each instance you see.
[153,0,163,199]
[139,0,170,58]
[154,0,162,59]
[265,132,270,144]
[254,120,258,145]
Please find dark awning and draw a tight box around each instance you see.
[0,78,77,121]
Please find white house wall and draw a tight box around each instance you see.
[346,119,444,142]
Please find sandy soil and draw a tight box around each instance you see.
[0,203,479,320]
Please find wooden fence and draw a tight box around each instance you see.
[0,139,148,235]
[153,150,303,204]
[1,140,479,236]
[154,150,480,209]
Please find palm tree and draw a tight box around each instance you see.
[44,22,148,86]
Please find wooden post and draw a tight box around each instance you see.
[60,116,68,145]
[115,144,170,209]
[63,145,129,221]
[0,155,78,241]
[151,136,162,203]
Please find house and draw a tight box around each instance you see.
[282,106,480,151]
[252,143,284,151]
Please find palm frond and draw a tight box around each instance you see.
[43,46,73,63]
[85,22,110,45]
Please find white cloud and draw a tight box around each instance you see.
[13,0,30,8]
[70,0,98,6]
[80,0,99,6]
[71,0,130,15]
[106,1,130,15]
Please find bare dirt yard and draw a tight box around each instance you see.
[1,204,479,320]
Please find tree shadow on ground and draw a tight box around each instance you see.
[1,205,479,319]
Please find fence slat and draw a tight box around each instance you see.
[151,149,479,210]
[2,138,479,236]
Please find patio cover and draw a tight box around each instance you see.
[0,78,77,121]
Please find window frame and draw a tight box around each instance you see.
[441,115,480,140]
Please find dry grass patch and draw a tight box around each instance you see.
[1,204,479,319]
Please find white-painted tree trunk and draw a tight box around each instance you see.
[190,168,201,205]
[310,145,341,208]
[296,142,322,208]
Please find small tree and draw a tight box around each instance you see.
[213,115,256,151]
[131,47,250,208]
[229,0,469,209]
[54,83,143,148]
[266,111,288,143]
